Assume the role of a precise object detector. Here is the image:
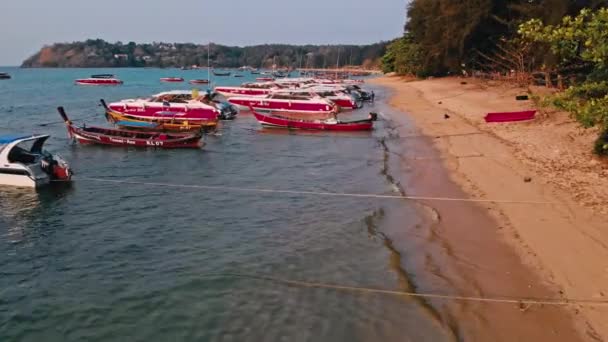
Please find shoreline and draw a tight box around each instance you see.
[371,76,608,341]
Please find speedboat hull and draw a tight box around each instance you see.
[75,78,123,86]
[229,97,335,112]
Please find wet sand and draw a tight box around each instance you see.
[370,77,608,341]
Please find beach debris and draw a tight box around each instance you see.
[444,113,450,119]
[460,81,467,85]
[438,101,443,104]
[524,177,532,183]
[516,95,529,101]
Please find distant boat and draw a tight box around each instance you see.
[212,70,231,77]
[234,74,244,78]
[58,107,203,149]
[251,69,260,74]
[256,77,274,82]
[0,72,11,80]
[189,79,210,85]
[75,74,122,86]
[160,77,184,83]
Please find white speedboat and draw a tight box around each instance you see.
[0,134,72,188]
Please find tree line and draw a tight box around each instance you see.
[21,39,388,69]
[382,0,608,155]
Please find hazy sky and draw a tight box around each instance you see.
[0,0,406,65]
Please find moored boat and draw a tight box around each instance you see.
[102,104,218,132]
[251,108,377,131]
[228,93,337,113]
[189,79,210,85]
[105,90,238,122]
[213,70,231,77]
[58,107,203,149]
[160,77,185,82]
[75,74,123,86]
[0,134,72,188]
[215,84,275,97]
[256,77,274,82]
[0,72,11,80]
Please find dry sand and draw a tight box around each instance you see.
[371,76,608,341]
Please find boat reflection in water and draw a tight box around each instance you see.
[0,184,72,244]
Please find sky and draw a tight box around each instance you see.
[0,0,406,66]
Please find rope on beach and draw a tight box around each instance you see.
[68,177,556,205]
[201,273,608,307]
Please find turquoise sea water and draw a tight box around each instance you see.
[0,67,454,341]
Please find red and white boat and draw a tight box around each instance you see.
[252,108,376,131]
[58,107,203,149]
[275,88,361,110]
[215,83,279,97]
[75,74,123,86]
[107,90,238,122]
[228,92,337,113]
[160,77,184,82]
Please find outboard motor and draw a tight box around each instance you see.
[217,102,239,120]
[41,153,72,181]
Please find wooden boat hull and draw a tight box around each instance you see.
[252,110,374,131]
[58,107,203,149]
[68,125,202,148]
[105,109,217,131]
[160,78,184,82]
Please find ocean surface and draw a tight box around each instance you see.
[0,67,455,341]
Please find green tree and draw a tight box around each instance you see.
[519,7,608,155]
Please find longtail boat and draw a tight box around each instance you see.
[485,110,536,123]
[213,70,231,76]
[251,108,376,131]
[189,79,210,85]
[58,107,203,149]
[0,72,11,80]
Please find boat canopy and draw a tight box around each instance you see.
[114,121,159,128]
[0,134,35,145]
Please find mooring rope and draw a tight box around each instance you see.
[200,273,608,307]
[67,177,555,205]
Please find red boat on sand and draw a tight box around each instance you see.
[160,77,184,82]
[251,108,376,131]
[57,107,203,149]
[485,110,536,123]
[75,74,123,86]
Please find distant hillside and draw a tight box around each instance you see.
[21,39,388,69]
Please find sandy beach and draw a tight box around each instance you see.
[371,76,608,341]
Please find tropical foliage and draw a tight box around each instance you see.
[519,8,608,155]
[21,39,388,69]
[381,0,606,76]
